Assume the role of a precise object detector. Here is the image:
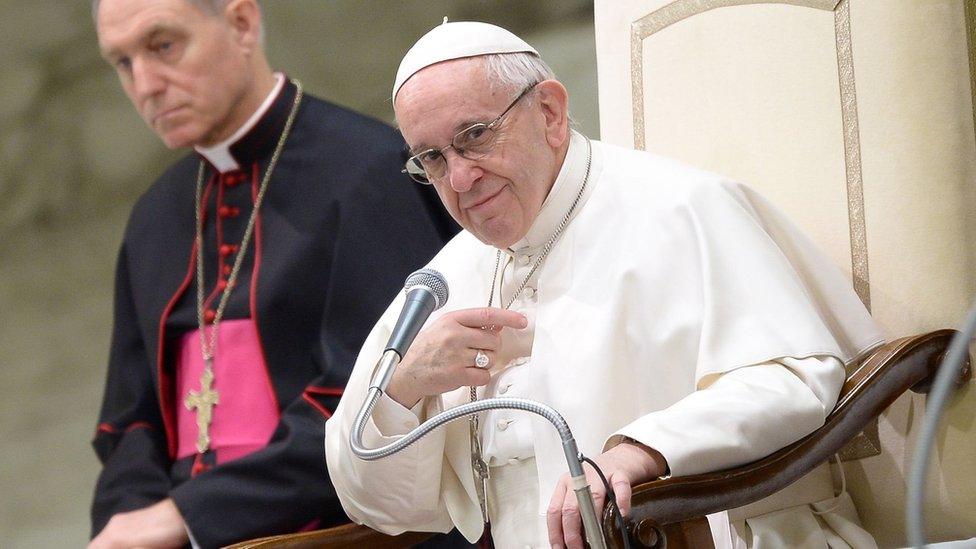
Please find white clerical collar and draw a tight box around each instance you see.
[195,73,286,173]
[509,130,592,255]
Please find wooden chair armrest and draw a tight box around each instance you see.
[604,329,971,548]
[223,522,435,549]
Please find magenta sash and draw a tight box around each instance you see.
[175,319,279,462]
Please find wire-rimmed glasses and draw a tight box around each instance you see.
[402,83,538,185]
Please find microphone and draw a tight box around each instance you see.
[385,268,449,358]
[371,268,448,393]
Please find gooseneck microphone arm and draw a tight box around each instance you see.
[350,392,605,546]
[349,269,607,549]
[906,296,976,547]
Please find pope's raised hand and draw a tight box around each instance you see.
[385,307,527,407]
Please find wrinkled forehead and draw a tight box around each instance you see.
[395,57,489,107]
[393,58,499,145]
[96,0,203,53]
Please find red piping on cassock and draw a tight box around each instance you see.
[156,173,217,459]
[302,387,344,419]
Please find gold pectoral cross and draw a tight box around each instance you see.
[184,364,219,454]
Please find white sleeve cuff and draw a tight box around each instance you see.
[371,392,424,436]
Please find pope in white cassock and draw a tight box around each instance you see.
[325,21,885,549]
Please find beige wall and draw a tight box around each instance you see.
[0,2,597,547]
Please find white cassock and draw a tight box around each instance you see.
[325,131,884,548]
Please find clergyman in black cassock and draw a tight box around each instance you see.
[90,75,460,546]
[89,2,463,545]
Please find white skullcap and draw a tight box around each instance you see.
[392,20,539,102]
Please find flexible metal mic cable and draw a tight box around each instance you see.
[906,297,976,547]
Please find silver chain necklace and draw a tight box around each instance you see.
[470,136,593,523]
[487,137,593,309]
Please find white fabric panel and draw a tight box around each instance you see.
[594,0,976,545]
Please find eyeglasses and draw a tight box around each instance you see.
[402,83,538,185]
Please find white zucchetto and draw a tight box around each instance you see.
[392,20,539,102]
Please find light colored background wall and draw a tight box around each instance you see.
[0,2,598,547]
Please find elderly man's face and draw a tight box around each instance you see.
[96,0,252,149]
[395,59,559,249]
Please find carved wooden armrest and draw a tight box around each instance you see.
[223,522,435,549]
[602,329,971,549]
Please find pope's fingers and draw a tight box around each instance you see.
[583,460,607,492]
[481,323,506,333]
[451,307,527,330]
[547,477,569,548]
[469,347,496,370]
[560,488,585,549]
[610,472,633,518]
[459,325,503,353]
[582,470,607,540]
[460,365,491,387]
[589,485,607,525]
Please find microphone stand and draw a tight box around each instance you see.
[351,348,609,549]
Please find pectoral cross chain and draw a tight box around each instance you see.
[184,363,220,454]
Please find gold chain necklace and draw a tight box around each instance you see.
[184,80,303,455]
[469,136,593,523]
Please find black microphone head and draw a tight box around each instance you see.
[404,268,449,310]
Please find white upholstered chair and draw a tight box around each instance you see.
[593,0,975,546]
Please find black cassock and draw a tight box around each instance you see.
[91,79,461,547]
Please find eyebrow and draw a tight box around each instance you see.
[454,119,484,133]
[407,144,434,156]
[102,24,180,60]
[406,119,489,155]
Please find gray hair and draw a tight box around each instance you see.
[91,0,264,45]
[482,52,556,94]
[393,52,563,126]
[483,52,573,124]
[92,0,231,23]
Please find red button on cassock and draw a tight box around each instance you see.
[224,172,245,186]
[219,244,238,257]
[218,206,240,218]
[217,279,228,291]
[204,309,216,323]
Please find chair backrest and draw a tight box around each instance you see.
[592,0,976,545]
